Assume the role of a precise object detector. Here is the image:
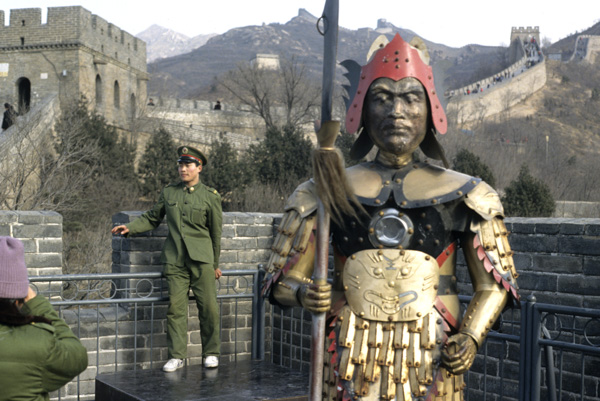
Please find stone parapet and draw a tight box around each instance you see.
[111,211,278,274]
[0,210,63,276]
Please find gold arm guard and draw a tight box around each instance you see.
[460,217,519,348]
[264,209,317,307]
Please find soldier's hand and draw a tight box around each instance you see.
[442,333,478,375]
[111,225,129,235]
[214,268,222,280]
[298,282,331,314]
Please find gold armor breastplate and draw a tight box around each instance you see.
[343,249,439,322]
[328,249,462,400]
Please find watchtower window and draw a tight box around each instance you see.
[95,75,103,105]
[21,20,25,26]
[20,37,24,46]
[114,81,120,109]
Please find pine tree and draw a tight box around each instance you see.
[138,128,179,201]
[502,164,555,217]
[452,148,496,188]
[202,139,248,201]
[247,124,313,186]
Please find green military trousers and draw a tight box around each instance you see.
[164,257,220,359]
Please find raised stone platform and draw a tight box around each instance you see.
[95,360,309,401]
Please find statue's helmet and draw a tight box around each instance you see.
[343,34,448,165]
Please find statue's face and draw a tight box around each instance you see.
[364,77,429,156]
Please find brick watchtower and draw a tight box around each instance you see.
[0,6,148,128]
[510,26,541,46]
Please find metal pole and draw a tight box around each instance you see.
[309,202,329,401]
[520,295,536,401]
[252,268,266,360]
[541,326,557,401]
[309,1,338,399]
[530,297,542,401]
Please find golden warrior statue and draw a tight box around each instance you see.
[262,33,520,401]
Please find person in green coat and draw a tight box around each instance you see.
[0,236,88,401]
[112,145,223,372]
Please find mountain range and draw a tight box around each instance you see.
[137,24,217,62]
[139,8,599,100]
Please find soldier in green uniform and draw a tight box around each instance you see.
[112,146,223,372]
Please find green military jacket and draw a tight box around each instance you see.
[126,181,223,269]
[0,296,88,401]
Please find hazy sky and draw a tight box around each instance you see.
[4,0,600,48]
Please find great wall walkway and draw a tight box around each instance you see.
[446,30,600,123]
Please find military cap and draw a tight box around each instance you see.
[177,145,208,166]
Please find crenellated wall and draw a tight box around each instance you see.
[0,7,145,70]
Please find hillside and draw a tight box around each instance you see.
[142,10,600,202]
[440,59,600,202]
[146,9,507,98]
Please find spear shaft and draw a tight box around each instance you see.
[309,1,339,400]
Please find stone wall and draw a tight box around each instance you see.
[0,7,145,70]
[0,210,63,276]
[554,200,600,218]
[0,95,60,209]
[569,35,600,63]
[133,100,317,156]
[447,60,546,123]
[0,6,147,128]
[2,210,599,399]
[140,105,265,153]
[111,211,277,274]
[502,217,600,308]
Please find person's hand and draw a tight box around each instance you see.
[214,268,222,280]
[442,333,478,375]
[111,225,129,235]
[24,286,37,302]
[298,282,331,314]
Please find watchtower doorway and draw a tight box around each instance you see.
[17,77,31,114]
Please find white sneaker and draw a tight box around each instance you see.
[162,358,184,372]
[203,355,219,368]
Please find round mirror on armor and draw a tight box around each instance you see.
[368,208,414,248]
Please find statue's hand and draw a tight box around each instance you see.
[442,333,478,375]
[298,282,332,314]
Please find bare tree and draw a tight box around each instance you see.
[218,55,319,130]
[0,102,102,211]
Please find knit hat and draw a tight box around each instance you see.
[0,237,29,299]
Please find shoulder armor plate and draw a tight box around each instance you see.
[464,182,504,220]
[284,180,318,218]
